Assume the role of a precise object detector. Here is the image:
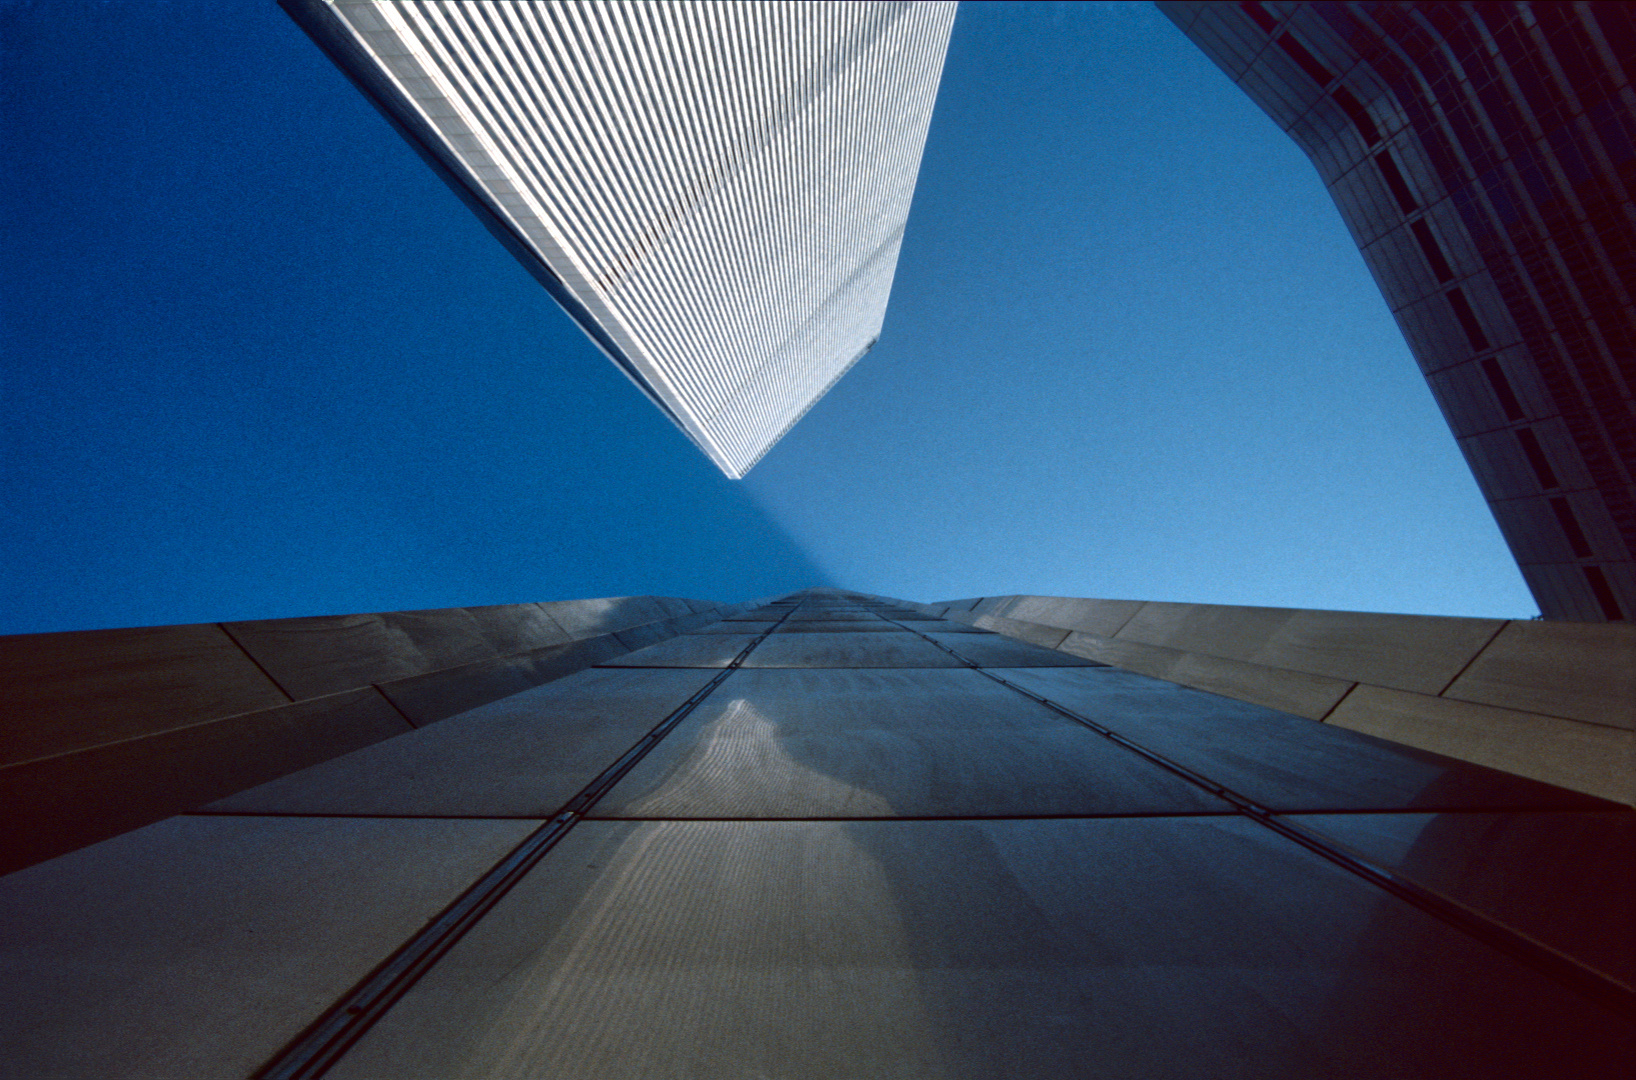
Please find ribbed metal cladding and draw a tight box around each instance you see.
[298,1,956,477]
[1159,1,1636,622]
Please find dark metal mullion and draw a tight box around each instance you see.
[879,617,1636,1021]
[254,603,802,1079]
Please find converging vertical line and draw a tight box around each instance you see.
[251,602,801,1079]
[877,617,1636,1020]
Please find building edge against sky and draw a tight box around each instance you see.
[1160,2,1636,622]
[282,0,956,478]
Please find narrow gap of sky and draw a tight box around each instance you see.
[0,0,830,633]
[743,1,1537,619]
[0,1,1536,633]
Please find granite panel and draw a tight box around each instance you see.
[0,688,411,875]
[538,597,671,639]
[927,632,1098,667]
[648,597,699,619]
[741,633,964,669]
[1325,685,1635,805]
[204,668,716,816]
[1057,632,1355,720]
[0,623,289,765]
[328,817,1634,1080]
[689,621,778,634]
[375,639,618,727]
[612,620,680,651]
[995,668,1614,812]
[0,815,538,1080]
[599,634,758,668]
[465,603,572,653]
[1289,811,1635,986]
[894,619,987,632]
[1114,603,1503,695]
[1444,621,1636,730]
[990,596,1147,636]
[594,669,1226,818]
[962,616,1074,650]
[225,609,497,700]
[1260,610,1505,694]
[1056,630,1188,679]
[772,620,903,633]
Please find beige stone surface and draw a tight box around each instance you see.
[741,632,964,669]
[1289,811,1635,986]
[989,596,1147,637]
[1445,620,1636,730]
[1116,603,1504,695]
[998,668,1600,813]
[967,613,1071,649]
[898,618,988,632]
[0,688,410,875]
[226,608,501,700]
[205,667,715,816]
[376,637,629,725]
[599,633,758,667]
[1262,610,1504,694]
[460,603,575,654]
[928,632,1099,668]
[1169,652,1353,720]
[1325,685,1634,805]
[329,818,1630,1080]
[1056,631,1189,681]
[1114,601,1296,661]
[0,814,538,1080]
[1055,633,1353,721]
[773,620,902,633]
[0,623,290,765]
[538,596,672,639]
[594,669,1221,818]
[935,606,982,626]
[648,596,702,619]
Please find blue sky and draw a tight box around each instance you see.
[1,1,1535,634]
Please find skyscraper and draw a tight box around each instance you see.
[3,4,1633,1077]
[284,0,956,477]
[2,589,1630,1077]
[1159,1,1636,621]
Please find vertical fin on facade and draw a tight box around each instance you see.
[283,1,957,478]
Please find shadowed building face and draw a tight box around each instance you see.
[1158,1,1636,622]
[2,590,1629,1078]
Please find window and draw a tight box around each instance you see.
[1277,33,1335,86]
[1240,1,1278,34]
[1584,566,1624,620]
[1515,427,1559,488]
[1446,287,1491,351]
[1375,148,1420,212]
[1410,219,1454,281]
[1331,85,1381,145]
[1549,496,1593,558]
[1482,357,1526,420]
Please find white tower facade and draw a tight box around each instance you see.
[289,1,957,476]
